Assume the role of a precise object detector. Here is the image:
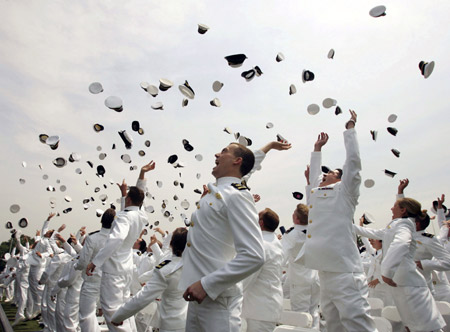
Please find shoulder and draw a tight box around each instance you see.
[88,230,100,236]
[155,259,171,270]
[154,259,183,277]
[230,182,250,191]
[421,232,434,239]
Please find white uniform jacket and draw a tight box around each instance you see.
[179,176,265,300]
[354,219,427,286]
[242,231,284,323]
[74,227,111,282]
[92,179,149,275]
[112,255,187,331]
[28,219,53,267]
[281,225,318,284]
[296,128,363,273]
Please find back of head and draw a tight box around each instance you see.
[295,204,309,225]
[397,198,422,218]
[416,209,430,231]
[230,143,255,177]
[127,186,145,206]
[101,208,116,229]
[335,168,343,179]
[170,227,188,257]
[139,238,147,253]
[261,208,280,232]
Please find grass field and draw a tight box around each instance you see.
[0,301,41,332]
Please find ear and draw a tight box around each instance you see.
[232,156,243,166]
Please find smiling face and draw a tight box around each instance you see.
[369,238,382,250]
[319,170,341,187]
[212,144,242,179]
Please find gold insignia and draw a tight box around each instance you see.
[231,183,248,191]
[215,193,222,199]
[155,260,171,269]
[417,241,422,245]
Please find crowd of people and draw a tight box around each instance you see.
[1,110,449,332]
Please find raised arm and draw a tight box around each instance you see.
[437,194,446,229]
[341,110,361,197]
[310,133,329,188]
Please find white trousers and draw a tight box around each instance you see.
[290,280,320,329]
[100,272,137,332]
[64,283,82,332]
[319,271,377,332]
[55,288,67,332]
[79,280,101,332]
[186,294,242,332]
[28,264,45,316]
[245,318,276,332]
[15,269,30,320]
[391,285,445,331]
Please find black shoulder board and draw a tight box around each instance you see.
[231,183,249,191]
[421,233,434,238]
[302,229,307,234]
[88,230,100,236]
[285,226,294,234]
[155,259,171,269]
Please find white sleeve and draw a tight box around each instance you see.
[75,235,94,271]
[420,237,450,272]
[381,220,413,278]
[341,128,361,198]
[353,225,385,240]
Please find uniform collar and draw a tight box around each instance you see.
[124,206,139,212]
[215,176,241,187]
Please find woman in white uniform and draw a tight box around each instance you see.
[354,198,445,332]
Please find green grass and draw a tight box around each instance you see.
[0,301,41,332]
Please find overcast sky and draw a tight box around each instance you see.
[1,0,449,243]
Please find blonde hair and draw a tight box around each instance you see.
[295,204,309,225]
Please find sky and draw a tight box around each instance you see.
[1,0,449,243]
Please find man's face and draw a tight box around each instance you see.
[133,238,142,250]
[212,144,240,179]
[319,170,341,187]
[44,230,54,238]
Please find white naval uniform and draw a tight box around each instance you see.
[92,179,149,332]
[112,255,187,332]
[296,128,376,332]
[437,208,450,281]
[242,231,284,332]
[179,177,265,332]
[75,227,110,332]
[14,241,32,321]
[354,218,446,331]
[414,230,450,300]
[281,224,320,329]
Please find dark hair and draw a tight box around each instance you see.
[416,210,430,231]
[295,204,309,225]
[127,186,145,206]
[139,239,147,253]
[335,168,343,179]
[101,208,116,229]
[261,208,280,232]
[170,227,188,257]
[230,143,255,177]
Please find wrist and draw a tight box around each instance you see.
[345,119,356,129]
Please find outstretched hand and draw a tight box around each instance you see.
[117,179,128,197]
[304,165,310,185]
[345,109,357,129]
[398,178,409,194]
[141,160,156,173]
[437,194,445,209]
[314,132,329,152]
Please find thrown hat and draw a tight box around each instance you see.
[151,102,164,110]
[292,192,303,200]
[99,153,107,160]
[363,212,375,224]
[224,54,247,68]
[276,134,288,143]
[97,165,106,177]
[384,169,396,178]
[181,199,190,210]
[418,61,435,79]
[238,136,252,147]
[182,99,189,107]
[39,134,49,144]
[178,80,195,99]
[159,78,173,91]
[198,23,209,34]
[370,130,378,141]
[10,204,20,213]
[46,135,60,150]
[321,166,331,174]
[104,96,123,112]
[140,82,150,91]
[144,140,151,147]
[63,208,72,214]
[322,98,337,108]
[266,122,274,129]
[6,222,13,229]
[302,70,315,83]
[387,127,398,136]
[18,218,28,228]
[289,84,297,95]
[64,196,72,202]
[69,153,81,162]
[391,149,400,158]
[307,104,320,115]
[276,52,285,62]
[364,179,375,188]
[195,154,203,161]
[131,121,140,132]
[212,81,224,92]
[388,114,397,123]
[19,178,25,184]
[53,157,67,168]
[431,200,447,214]
[147,85,159,97]
[121,154,131,163]
[93,124,103,134]
[60,185,66,192]
[96,209,104,217]
[89,82,103,94]
[369,5,386,18]
[327,49,335,59]
[168,155,178,164]
[335,106,342,115]
[118,130,133,149]
[241,69,256,81]
[183,139,194,151]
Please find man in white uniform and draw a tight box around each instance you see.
[281,203,320,329]
[86,161,154,332]
[296,110,377,331]
[241,208,284,332]
[180,143,265,332]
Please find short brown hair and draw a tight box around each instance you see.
[397,198,422,218]
[127,186,145,206]
[230,143,255,177]
[295,204,309,225]
[101,208,116,229]
[260,208,280,232]
[170,227,188,257]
